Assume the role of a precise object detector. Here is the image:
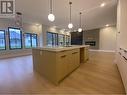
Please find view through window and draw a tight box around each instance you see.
[47,32,58,46]
[8,28,22,49]
[24,33,37,48]
[0,30,6,50]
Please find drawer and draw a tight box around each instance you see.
[118,54,127,93]
[57,51,69,57]
[69,49,80,55]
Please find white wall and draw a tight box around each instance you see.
[99,26,117,51]
[41,25,71,46]
[117,0,127,49]
[0,19,42,58]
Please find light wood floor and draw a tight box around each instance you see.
[0,51,126,95]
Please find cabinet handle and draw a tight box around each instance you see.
[72,52,78,54]
[61,55,66,58]
[119,52,121,55]
[122,56,127,62]
[124,50,127,53]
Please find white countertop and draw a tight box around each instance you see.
[33,45,89,52]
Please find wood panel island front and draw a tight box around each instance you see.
[32,45,89,85]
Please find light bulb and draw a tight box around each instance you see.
[105,24,109,27]
[78,28,82,32]
[100,3,106,7]
[68,23,73,29]
[48,14,55,22]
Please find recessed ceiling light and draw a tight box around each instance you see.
[100,3,106,7]
[35,23,40,26]
[106,24,109,27]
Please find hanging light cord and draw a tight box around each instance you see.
[50,0,53,13]
[79,12,82,28]
[69,2,72,23]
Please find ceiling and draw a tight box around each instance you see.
[15,0,117,30]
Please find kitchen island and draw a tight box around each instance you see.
[32,45,89,85]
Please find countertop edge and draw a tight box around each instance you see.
[32,45,90,52]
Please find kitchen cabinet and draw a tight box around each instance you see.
[80,47,89,63]
[116,50,127,93]
[84,47,89,61]
[68,49,80,73]
[33,48,80,85]
[57,51,69,81]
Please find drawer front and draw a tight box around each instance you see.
[70,49,80,53]
[117,53,127,93]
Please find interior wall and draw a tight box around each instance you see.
[118,0,127,49]
[0,19,42,48]
[99,26,117,51]
[0,19,42,58]
[83,29,99,49]
[41,25,71,46]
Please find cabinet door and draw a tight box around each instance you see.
[72,49,80,68]
[117,53,127,93]
[84,47,89,62]
[57,52,68,81]
[121,56,127,92]
[68,49,80,73]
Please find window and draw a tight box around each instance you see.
[24,33,31,48]
[58,34,65,46]
[47,32,58,46]
[24,33,38,48]
[8,27,22,49]
[31,34,37,48]
[65,35,70,45]
[0,30,6,50]
[52,33,58,46]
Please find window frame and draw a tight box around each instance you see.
[65,35,70,45]
[0,30,6,50]
[24,33,38,48]
[58,34,65,46]
[47,32,58,46]
[31,33,38,48]
[8,27,22,50]
[24,33,32,49]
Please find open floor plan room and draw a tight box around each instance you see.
[0,52,125,94]
[0,0,127,95]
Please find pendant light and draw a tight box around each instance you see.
[68,2,73,29]
[48,0,55,22]
[78,12,82,32]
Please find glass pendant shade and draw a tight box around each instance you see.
[78,28,82,32]
[68,23,73,29]
[48,0,55,22]
[78,12,82,32]
[48,13,55,22]
[68,2,73,29]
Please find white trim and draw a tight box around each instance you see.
[90,49,116,53]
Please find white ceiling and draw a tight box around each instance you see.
[15,0,117,30]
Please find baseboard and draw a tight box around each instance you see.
[90,49,116,53]
[0,49,32,59]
